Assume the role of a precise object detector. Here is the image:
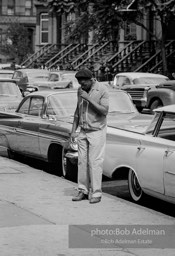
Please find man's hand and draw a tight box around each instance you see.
[79,89,90,101]
[70,132,78,143]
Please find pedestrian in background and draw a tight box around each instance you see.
[71,68,109,204]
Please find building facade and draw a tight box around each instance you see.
[0,0,37,63]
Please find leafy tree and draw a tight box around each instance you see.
[3,22,31,63]
[47,0,122,43]
[116,0,175,75]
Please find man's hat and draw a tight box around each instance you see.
[75,68,92,79]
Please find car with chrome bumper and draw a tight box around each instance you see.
[113,72,169,112]
[70,104,175,205]
[0,89,151,181]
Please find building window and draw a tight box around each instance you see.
[25,0,32,16]
[40,13,49,44]
[124,22,136,40]
[7,0,15,15]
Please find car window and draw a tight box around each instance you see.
[0,82,21,96]
[13,71,23,79]
[29,97,44,116]
[157,113,175,141]
[17,97,44,116]
[115,76,131,87]
[49,74,59,81]
[17,97,30,114]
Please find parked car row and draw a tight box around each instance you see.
[11,69,80,96]
[1,68,175,206]
[1,88,175,205]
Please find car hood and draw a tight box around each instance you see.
[107,112,153,133]
[123,84,156,90]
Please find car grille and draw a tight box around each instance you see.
[124,89,145,99]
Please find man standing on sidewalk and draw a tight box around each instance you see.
[71,68,109,204]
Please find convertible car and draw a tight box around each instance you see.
[0,89,151,178]
[68,104,175,205]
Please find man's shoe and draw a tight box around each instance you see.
[89,197,101,204]
[72,192,88,201]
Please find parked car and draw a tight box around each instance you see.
[12,69,50,95]
[0,78,23,111]
[113,72,169,112]
[71,104,175,205]
[23,71,79,95]
[0,69,14,79]
[0,89,151,180]
[146,80,175,110]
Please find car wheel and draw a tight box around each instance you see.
[150,99,163,111]
[62,150,78,182]
[128,169,143,202]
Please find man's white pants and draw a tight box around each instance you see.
[77,127,107,198]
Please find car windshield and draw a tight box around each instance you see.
[0,82,21,96]
[60,73,76,81]
[47,92,78,117]
[27,72,49,80]
[46,90,137,118]
[145,113,160,135]
[133,77,168,85]
[109,91,137,113]
[157,113,175,138]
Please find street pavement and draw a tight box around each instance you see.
[0,153,175,256]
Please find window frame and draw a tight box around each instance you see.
[40,13,49,45]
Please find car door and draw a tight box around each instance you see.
[14,96,44,156]
[155,113,175,198]
[136,136,166,194]
[163,141,175,198]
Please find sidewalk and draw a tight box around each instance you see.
[0,155,175,256]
